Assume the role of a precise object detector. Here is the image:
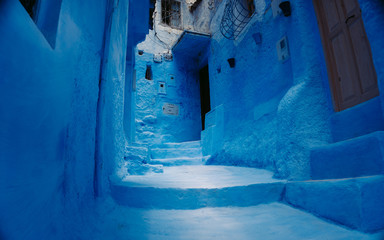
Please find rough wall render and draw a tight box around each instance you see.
[0,0,107,238]
[204,0,332,180]
[133,50,202,144]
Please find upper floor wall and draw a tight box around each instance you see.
[139,0,217,54]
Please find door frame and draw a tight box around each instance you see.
[313,0,379,112]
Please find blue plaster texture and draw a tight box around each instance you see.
[202,104,224,156]
[0,0,148,238]
[284,176,384,232]
[95,0,149,192]
[133,51,202,145]
[359,1,384,118]
[204,0,332,180]
[0,0,107,238]
[205,0,384,181]
[95,0,130,196]
[124,0,150,143]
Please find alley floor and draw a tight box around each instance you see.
[89,140,384,240]
[82,198,383,240]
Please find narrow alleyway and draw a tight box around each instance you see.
[98,140,380,240]
[2,0,384,239]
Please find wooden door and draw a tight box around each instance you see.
[313,0,379,111]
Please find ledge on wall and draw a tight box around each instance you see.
[172,30,211,60]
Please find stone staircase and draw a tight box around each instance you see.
[113,140,285,209]
[287,131,384,233]
[148,141,208,166]
[111,140,383,239]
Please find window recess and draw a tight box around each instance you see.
[161,0,182,28]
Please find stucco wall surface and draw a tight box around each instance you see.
[359,0,384,121]
[134,50,202,145]
[205,0,333,180]
[0,0,149,238]
[205,0,384,181]
[0,0,107,238]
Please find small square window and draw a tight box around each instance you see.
[161,0,181,28]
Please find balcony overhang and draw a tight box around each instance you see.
[172,30,211,60]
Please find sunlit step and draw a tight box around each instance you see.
[111,165,285,209]
[149,156,208,166]
[150,147,202,160]
[150,140,201,149]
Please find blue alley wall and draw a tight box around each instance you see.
[133,51,202,145]
[203,0,384,180]
[0,0,106,238]
[0,0,147,238]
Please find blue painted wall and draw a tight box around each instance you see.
[204,0,384,180]
[0,0,107,238]
[359,0,384,131]
[205,0,331,180]
[133,51,202,145]
[0,0,148,238]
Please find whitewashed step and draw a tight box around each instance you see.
[151,140,201,149]
[149,156,207,166]
[98,203,381,240]
[151,147,202,159]
[284,175,384,233]
[111,166,285,209]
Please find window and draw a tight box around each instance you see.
[220,0,255,39]
[161,0,181,28]
[19,0,62,48]
[19,0,39,19]
[145,65,153,80]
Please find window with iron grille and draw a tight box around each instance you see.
[161,0,181,28]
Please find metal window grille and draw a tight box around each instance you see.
[161,0,181,28]
[220,0,255,40]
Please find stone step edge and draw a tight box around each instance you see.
[150,156,208,161]
[111,181,285,209]
[150,147,202,152]
[283,174,384,233]
[150,141,202,148]
[310,131,384,180]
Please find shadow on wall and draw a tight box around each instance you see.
[19,0,63,48]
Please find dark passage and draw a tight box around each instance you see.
[199,65,211,130]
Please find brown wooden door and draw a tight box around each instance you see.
[313,0,379,111]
